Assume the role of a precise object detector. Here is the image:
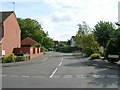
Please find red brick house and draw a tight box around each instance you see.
[13,37,43,59]
[0,11,21,57]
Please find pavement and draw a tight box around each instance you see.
[1,51,120,88]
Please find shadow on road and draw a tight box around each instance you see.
[63,53,120,88]
[87,67,119,88]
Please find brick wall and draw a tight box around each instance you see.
[2,12,21,56]
[13,47,43,59]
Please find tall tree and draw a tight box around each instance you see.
[93,21,115,48]
[76,21,91,47]
[17,18,54,49]
[76,22,99,56]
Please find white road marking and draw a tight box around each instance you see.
[9,75,19,77]
[63,75,73,78]
[42,57,48,62]
[21,75,30,78]
[59,61,62,66]
[76,75,87,78]
[93,75,105,78]
[50,68,58,78]
[0,75,7,77]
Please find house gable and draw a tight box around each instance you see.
[1,11,21,56]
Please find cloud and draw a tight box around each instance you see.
[39,0,119,41]
[3,0,118,41]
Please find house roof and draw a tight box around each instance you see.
[21,37,39,46]
[0,11,14,23]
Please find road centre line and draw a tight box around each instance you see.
[41,57,48,62]
[59,61,62,66]
[9,75,19,77]
[0,75,7,77]
[21,75,30,78]
[49,68,58,78]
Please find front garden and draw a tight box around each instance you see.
[2,53,29,63]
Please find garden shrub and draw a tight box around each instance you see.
[15,56,26,62]
[59,45,73,53]
[2,56,13,63]
[83,47,94,57]
[2,53,29,63]
[89,53,101,60]
[2,53,16,63]
[8,53,16,62]
[105,38,120,59]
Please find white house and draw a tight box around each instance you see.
[70,36,76,47]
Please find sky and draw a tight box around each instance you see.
[0,0,120,41]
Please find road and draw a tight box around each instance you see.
[2,51,120,88]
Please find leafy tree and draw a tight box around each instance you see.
[93,21,115,48]
[17,18,54,49]
[76,22,99,56]
[76,21,91,47]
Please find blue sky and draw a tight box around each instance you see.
[0,0,120,41]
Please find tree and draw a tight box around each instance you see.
[76,22,99,56]
[78,34,99,56]
[17,18,54,49]
[76,21,91,47]
[93,21,115,48]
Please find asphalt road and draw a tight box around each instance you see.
[1,51,120,88]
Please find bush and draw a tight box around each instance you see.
[15,56,26,62]
[83,47,94,57]
[2,53,16,63]
[2,56,13,63]
[2,53,28,63]
[8,53,16,62]
[105,38,120,59]
[89,53,101,60]
[59,45,73,53]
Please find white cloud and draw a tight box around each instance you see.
[40,0,119,41]
[2,0,119,41]
[9,0,118,41]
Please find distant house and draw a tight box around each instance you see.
[54,41,59,49]
[0,11,21,57]
[70,36,76,47]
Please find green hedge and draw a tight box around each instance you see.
[15,56,27,62]
[83,47,95,57]
[58,45,73,53]
[2,53,29,63]
[105,38,120,59]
